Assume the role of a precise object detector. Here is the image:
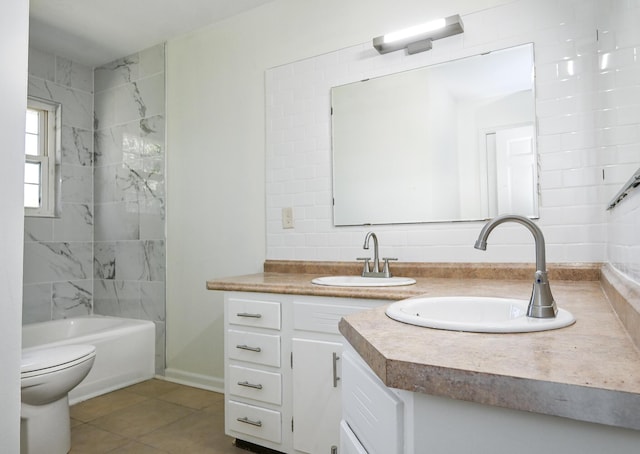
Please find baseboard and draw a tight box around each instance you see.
[160,368,225,394]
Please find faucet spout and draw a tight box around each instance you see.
[363,231,380,273]
[474,215,557,319]
[475,215,546,272]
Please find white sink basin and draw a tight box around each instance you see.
[311,276,416,287]
[385,296,575,333]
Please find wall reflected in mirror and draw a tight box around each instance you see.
[331,43,538,226]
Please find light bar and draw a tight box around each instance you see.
[373,14,464,55]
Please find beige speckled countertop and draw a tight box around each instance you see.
[207,260,640,431]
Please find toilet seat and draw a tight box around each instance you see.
[21,345,96,379]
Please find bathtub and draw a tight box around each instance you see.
[22,315,156,404]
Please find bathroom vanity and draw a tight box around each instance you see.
[207,260,640,454]
[221,290,385,453]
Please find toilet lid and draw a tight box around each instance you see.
[21,344,96,375]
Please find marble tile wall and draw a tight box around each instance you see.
[23,48,95,323]
[94,44,166,374]
[24,44,167,373]
[265,0,639,274]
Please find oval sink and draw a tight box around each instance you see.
[311,276,416,287]
[385,296,575,333]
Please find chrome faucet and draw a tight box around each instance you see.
[474,215,558,319]
[358,231,396,278]
[363,232,380,273]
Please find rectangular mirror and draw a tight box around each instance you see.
[331,43,538,226]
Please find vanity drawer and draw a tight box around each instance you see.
[228,297,281,330]
[228,329,281,367]
[228,365,282,405]
[227,400,281,443]
[293,301,372,334]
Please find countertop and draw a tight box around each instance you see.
[207,260,640,431]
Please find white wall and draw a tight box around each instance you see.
[0,0,28,450]
[166,0,510,387]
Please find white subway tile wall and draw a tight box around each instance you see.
[601,0,640,283]
[266,0,640,281]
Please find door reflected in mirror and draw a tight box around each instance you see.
[331,43,538,226]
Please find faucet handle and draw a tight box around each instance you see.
[382,257,397,278]
[356,257,371,276]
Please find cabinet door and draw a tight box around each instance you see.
[342,349,403,454]
[292,338,342,454]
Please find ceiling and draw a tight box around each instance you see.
[28,0,275,68]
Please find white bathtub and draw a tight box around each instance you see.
[22,315,156,404]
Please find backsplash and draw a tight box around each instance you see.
[265,0,640,277]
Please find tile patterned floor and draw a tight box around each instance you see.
[70,379,247,453]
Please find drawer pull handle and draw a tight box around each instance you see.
[236,312,262,318]
[237,416,262,427]
[238,381,263,390]
[236,344,262,352]
[332,352,341,388]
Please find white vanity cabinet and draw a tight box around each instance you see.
[291,338,342,453]
[291,298,382,454]
[341,346,404,454]
[225,293,285,450]
[341,343,640,454]
[224,292,386,454]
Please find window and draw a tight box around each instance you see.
[25,97,60,217]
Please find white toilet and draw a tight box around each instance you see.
[20,344,96,454]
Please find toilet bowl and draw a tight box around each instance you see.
[21,344,96,454]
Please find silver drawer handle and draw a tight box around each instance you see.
[238,381,263,390]
[236,344,262,352]
[236,312,262,318]
[332,352,341,388]
[237,416,262,427]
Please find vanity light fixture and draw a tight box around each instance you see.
[373,14,464,55]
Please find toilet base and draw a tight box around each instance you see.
[21,395,71,454]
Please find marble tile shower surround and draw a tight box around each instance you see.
[22,44,167,374]
[265,0,640,284]
[94,44,167,374]
[24,48,95,324]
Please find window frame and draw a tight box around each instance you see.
[25,97,61,217]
